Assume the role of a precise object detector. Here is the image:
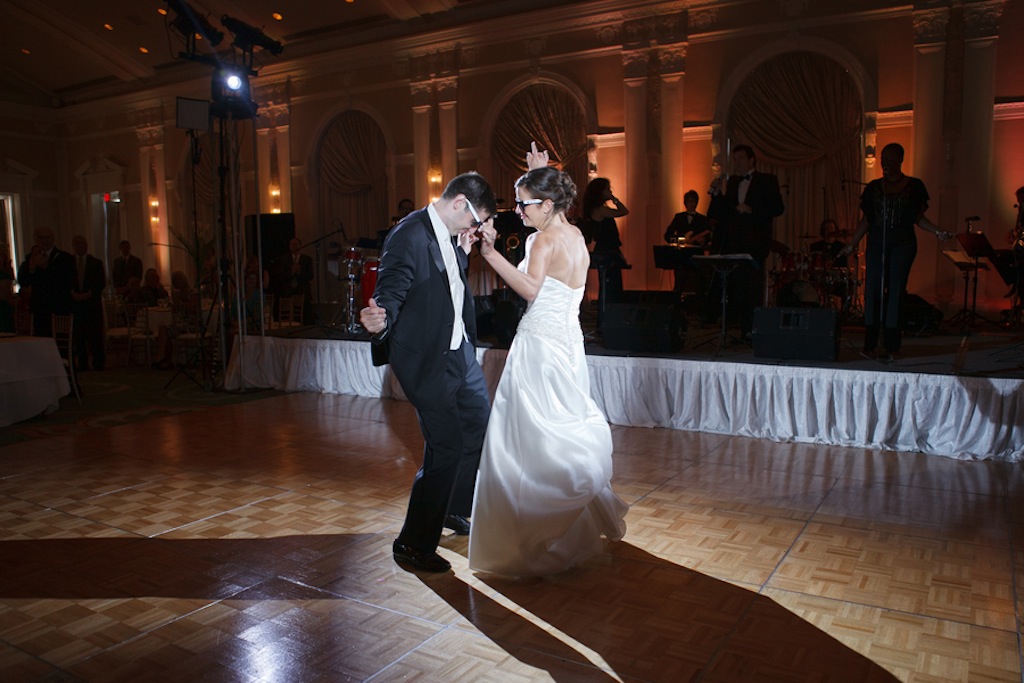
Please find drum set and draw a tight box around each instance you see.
[773,248,860,315]
[335,246,379,333]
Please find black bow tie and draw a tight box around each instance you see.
[742,173,753,181]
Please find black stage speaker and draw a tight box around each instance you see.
[603,291,685,353]
[902,293,943,334]
[752,307,839,361]
[245,213,295,263]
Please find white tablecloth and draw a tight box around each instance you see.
[0,335,70,427]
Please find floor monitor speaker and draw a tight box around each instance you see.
[752,307,839,361]
[603,291,685,353]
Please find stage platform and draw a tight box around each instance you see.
[224,315,1024,462]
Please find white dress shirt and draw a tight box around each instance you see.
[427,204,466,350]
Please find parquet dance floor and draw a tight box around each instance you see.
[1,391,1021,682]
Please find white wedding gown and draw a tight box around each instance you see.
[469,238,628,577]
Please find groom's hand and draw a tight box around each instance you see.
[360,297,387,334]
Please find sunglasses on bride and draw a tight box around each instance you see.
[514,198,543,210]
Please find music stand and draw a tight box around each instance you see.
[691,253,755,351]
[953,231,998,331]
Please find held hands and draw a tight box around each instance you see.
[936,230,954,241]
[526,141,549,171]
[360,297,387,335]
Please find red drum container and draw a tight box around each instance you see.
[361,260,379,308]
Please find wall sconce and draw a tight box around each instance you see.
[268,185,281,213]
[429,170,442,203]
[149,197,160,223]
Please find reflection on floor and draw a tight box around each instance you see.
[1,391,1021,682]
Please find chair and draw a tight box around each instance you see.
[166,301,209,388]
[104,298,130,365]
[276,294,304,328]
[124,302,154,366]
[51,313,81,403]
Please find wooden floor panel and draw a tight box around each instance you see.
[1,391,1021,682]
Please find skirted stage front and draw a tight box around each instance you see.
[224,334,1023,462]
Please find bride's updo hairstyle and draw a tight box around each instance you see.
[515,166,577,215]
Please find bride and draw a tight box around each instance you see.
[468,145,628,577]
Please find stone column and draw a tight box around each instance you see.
[959,2,1003,228]
[623,48,649,288]
[660,46,686,238]
[436,77,458,186]
[411,82,432,207]
[137,126,170,281]
[912,5,950,303]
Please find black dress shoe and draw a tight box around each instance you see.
[444,515,471,535]
[393,541,451,573]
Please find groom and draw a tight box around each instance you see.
[360,173,496,573]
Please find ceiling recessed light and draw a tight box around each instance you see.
[103,23,114,31]
[272,13,283,21]
[139,47,150,54]
[157,7,167,15]
[21,48,30,55]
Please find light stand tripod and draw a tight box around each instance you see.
[691,253,755,352]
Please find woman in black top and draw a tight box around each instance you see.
[845,144,951,360]
[580,178,629,301]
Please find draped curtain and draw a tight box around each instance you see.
[728,51,863,254]
[491,84,589,217]
[315,111,389,246]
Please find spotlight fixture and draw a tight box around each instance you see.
[210,65,257,120]
[221,15,283,55]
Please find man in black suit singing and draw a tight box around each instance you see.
[359,173,495,573]
[708,144,785,339]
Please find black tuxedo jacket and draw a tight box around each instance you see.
[664,211,711,244]
[18,248,75,315]
[369,208,477,405]
[275,252,314,298]
[112,254,142,289]
[709,171,785,262]
[72,254,106,316]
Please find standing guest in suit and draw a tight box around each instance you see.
[111,240,143,297]
[276,237,314,323]
[17,226,74,337]
[359,172,496,573]
[664,189,712,300]
[708,144,785,339]
[70,235,106,371]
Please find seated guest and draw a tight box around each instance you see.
[123,277,147,305]
[139,268,169,306]
[170,270,198,307]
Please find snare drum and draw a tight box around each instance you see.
[780,252,807,273]
[360,260,379,308]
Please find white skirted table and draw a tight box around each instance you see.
[0,335,70,427]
